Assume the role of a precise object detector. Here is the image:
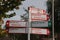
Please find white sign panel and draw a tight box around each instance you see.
[31,21,48,27]
[29,6,46,14]
[29,7,48,21]
[31,14,47,21]
[31,28,50,35]
[6,20,27,27]
[8,28,26,33]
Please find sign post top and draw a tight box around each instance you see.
[29,7,49,22]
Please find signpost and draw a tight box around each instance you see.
[28,6,50,40]
[6,6,50,40]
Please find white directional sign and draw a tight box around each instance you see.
[6,20,27,28]
[8,28,27,33]
[29,6,46,14]
[31,14,48,21]
[31,28,50,35]
[31,21,51,27]
[31,21,48,27]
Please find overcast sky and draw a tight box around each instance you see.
[4,0,48,20]
[2,0,48,29]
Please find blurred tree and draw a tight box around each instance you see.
[0,0,25,37]
[54,0,60,33]
[54,0,60,40]
[20,8,29,21]
[47,0,52,15]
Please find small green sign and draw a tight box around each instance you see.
[48,21,51,27]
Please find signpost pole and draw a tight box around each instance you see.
[28,7,31,40]
[52,0,54,40]
[28,6,50,40]
[28,21,31,40]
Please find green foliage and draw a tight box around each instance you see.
[0,0,25,19]
[20,8,29,21]
[47,1,52,13]
[4,12,16,18]
[55,0,60,8]
[0,0,25,37]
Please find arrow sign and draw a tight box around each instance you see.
[31,28,50,35]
